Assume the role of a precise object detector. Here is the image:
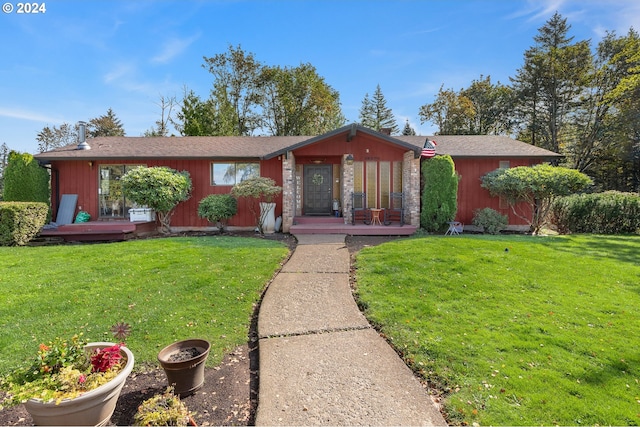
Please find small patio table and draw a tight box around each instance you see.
[370,208,383,225]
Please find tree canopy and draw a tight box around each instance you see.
[120,166,192,234]
[175,45,345,137]
[481,164,592,234]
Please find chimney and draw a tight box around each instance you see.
[77,121,90,150]
[380,127,392,136]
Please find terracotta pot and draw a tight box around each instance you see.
[158,339,210,397]
[24,342,135,426]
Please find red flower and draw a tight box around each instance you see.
[90,344,123,373]
[78,374,86,384]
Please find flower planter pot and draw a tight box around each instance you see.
[158,339,211,397]
[24,342,135,426]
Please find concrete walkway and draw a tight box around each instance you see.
[255,234,447,426]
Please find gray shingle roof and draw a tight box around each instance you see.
[35,126,561,161]
[396,135,562,158]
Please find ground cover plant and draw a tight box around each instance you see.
[354,234,640,425]
[0,236,289,376]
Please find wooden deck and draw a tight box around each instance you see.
[289,216,417,236]
[38,220,158,242]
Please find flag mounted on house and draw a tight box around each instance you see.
[421,139,437,158]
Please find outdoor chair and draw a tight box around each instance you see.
[351,192,371,225]
[383,192,405,226]
[445,221,464,235]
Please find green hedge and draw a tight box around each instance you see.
[0,202,48,246]
[551,191,640,234]
[421,155,458,232]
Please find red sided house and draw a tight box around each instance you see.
[34,124,561,237]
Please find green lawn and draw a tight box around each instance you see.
[0,236,289,374]
[354,234,640,426]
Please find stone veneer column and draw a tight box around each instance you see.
[281,152,295,233]
[341,154,354,224]
[403,151,421,226]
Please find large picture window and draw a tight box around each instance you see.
[211,162,260,186]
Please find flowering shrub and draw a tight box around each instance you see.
[0,325,131,407]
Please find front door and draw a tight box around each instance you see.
[303,164,333,215]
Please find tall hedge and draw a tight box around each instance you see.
[421,155,458,232]
[551,191,640,234]
[3,151,50,204]
[0,202,48,246]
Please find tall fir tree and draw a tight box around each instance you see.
[511,12,592,153]
[88,108,125,137]
[358,84,399,134]
[402,120,416,135]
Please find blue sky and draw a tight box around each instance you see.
[1,0,639,154]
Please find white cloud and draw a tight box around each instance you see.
[104,63,136,84]
[151,33,201,65]
[0,107,61,124]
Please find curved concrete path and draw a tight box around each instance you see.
[255,234,447,426]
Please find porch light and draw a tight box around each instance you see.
[345,154,354,165]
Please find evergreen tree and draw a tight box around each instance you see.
[420,155,458,232]
[88,108,125,137]
[359,85,399,134]
[2,151,50,206]
[511,12,592,152]
[402,120,416,135]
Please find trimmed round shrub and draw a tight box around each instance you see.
[198,194,237,233]
[472,207,508,234]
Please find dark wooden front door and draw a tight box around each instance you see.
[303,165,333,215]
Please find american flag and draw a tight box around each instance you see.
[421,139,437,158]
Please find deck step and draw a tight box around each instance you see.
[293,216,343,225]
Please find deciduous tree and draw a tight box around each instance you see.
[36,123,77,152]
[120,166,192,234]
[260,63,345,136]
[481,164,592,234]
[419,85,474,134]
[202,45,263,136]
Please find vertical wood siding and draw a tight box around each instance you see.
[455,157,541,226]
[50,157,283,228]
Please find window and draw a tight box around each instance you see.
[353,160,402,208]
[99,164,143,218]
[211,162,260,186]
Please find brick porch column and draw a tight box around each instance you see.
[403,151,421,227]
[281,152,295,233]
[341,154,354,224]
